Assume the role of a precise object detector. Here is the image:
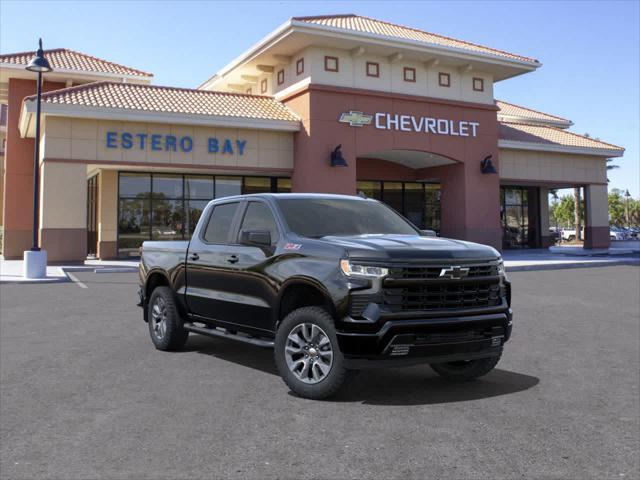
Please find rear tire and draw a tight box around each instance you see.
[275,307,347,400]
[147,286,189,351]
[430,354,501,382]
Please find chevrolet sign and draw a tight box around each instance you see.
[439,266,470,280]
[338,111,373,127]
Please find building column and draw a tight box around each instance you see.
[285,91,357,195]
[539,187,553,247]
[426,161,502,250]
[1,78,65,259]
[39,161,87,262]
[98,170,118,259]
[584,184,610,249]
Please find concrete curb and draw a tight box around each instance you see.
[506,259,640,272]
[95,267,139,274]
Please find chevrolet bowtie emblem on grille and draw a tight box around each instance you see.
[338,111,373,127]
[439,266,470,280]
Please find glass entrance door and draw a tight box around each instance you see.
[86,175,99,257]
[501,186,539,248]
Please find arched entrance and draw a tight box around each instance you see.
[356,150,457,231]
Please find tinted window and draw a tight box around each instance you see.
[203,203,239,244]
[240,202,279,243]
[276,198,417,238]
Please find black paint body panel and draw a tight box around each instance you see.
[139,193,512,362]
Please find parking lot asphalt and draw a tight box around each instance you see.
[1,266,639,480]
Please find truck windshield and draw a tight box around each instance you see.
[275,197,418,238]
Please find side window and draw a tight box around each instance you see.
[240,202,279,243]
[203,202,239,244]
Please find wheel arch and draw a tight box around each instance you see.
[275,278,336,329]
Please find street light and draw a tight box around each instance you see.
[23,39,52,279]
[624,189,631,229]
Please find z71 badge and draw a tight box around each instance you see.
[284,243,302,250]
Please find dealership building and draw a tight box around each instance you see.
[0,14,624,261]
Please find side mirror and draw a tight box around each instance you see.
[419,229,438,237]
[240,230,272,247]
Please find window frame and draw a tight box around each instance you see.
[472,77,484,92]
[260,78,268,94]
[324,55,339,72]
[403,67,416,83]
[366,61,380,78]
[296,58,304,75]
[438,72,451,87]
[277,69,284,85]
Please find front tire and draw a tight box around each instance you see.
[275,307,347,400]
[430,354,501,381]
[147,286,189,351]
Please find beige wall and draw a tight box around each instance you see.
[499,148,607,184]
[584,184,609,228]
[42,117,294,170]
[40,162,86,229]
[98,169,118,244]
[266,46,494,104]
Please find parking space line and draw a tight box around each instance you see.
[66,272,88,289]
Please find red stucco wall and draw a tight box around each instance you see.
[283,85,502,249]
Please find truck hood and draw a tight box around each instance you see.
[316,234,500,262]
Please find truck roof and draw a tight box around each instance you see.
[217,193,371,201]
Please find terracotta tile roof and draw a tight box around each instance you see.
[496,100,572,126]
[0,48,152,78]
[27,81,299,122]
[499,122,624,154]
[293,14,538,64]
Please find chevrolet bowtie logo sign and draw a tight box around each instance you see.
[439,266,470,280]
[338,111,373,127]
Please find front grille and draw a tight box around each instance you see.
[383,281,501,311]
[348,262,504,317]
[388,264,498,279]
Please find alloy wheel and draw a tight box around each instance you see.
[284,323,334,384]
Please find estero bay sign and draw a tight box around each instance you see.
[105,131,248,155]
[339,111,480,137]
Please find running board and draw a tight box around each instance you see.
[183,323,274,348]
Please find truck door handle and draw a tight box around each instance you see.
[227,255,239,264]
[189,253,199,261]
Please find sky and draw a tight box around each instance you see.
[1,0,638,197]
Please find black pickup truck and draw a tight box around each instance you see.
[138,193,512,399]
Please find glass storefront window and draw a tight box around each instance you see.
[404,182,424,228]
[151,199,184,241]
[356,181,382,200]
[215,176,242,198]
[152,175,183,199]
[119,173,151,197]
[383,182,403,213]
[501,186,537,248]
[277,178,291,193]
[244,177,272,195]
[185,176,214,199]
[117,173,289,257]
[356,180,441,231]
[118,197,151,258]
[186,200,209,235]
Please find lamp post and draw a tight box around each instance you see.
[624,189,631,229]
[23,39,52,279]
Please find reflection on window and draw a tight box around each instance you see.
[277,178,291,193]
[244,177,271,195]
[356,180,440,231]
[215,177,241,199]
[117,173,290,257]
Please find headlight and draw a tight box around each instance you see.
[497,259,506,276]
[340,260,388,278]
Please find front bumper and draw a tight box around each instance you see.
[337,309,512,368]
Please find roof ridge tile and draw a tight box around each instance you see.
[496,99,571,123]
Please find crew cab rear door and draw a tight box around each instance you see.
[221,200,281,331]
[184,201,243,323]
